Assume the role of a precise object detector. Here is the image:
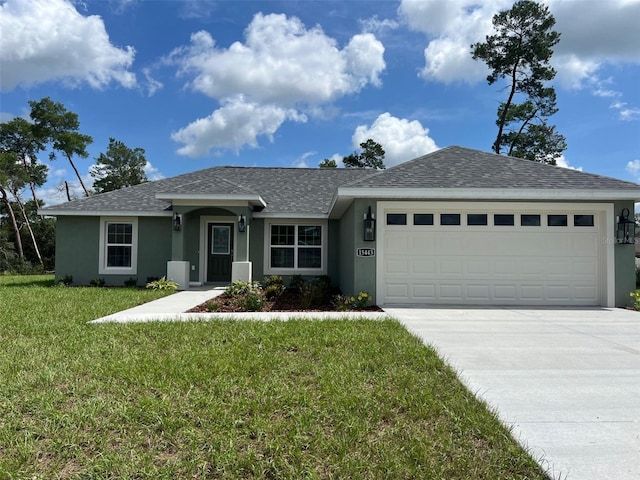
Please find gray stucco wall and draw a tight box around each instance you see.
[55,216,99,285]
[614,200,636,307]
[54,216,171,286]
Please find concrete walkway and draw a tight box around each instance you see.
[385,306,640,480]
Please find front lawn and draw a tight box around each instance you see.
[0,275,550,479]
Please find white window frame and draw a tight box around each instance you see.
[264,220,327,275]
[99,217,138,275]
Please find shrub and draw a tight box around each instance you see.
[333,291,373,310]
[299,277,330,309]
[636,267,640,287]
[262,275,285,300]
[57,275,73,286]
[630,291,640,310]
[205,300,220,311]
[89,278,106,287]
[146,276,178,291]
[289,274,305,293]
[241,291,264,311]
[226,280,261,297]
[124,277,138,288]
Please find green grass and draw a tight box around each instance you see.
[0,275,550,479]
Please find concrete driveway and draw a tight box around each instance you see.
[384,306,640,480]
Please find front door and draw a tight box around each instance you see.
[207,223,233,283]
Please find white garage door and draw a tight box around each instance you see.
[379,202,607,306]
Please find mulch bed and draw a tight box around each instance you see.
[187,290,383,313]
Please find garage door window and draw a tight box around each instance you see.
[467,214,488,226]
[574,214,594,227]
[521,214,541,226]
[441,213,461,225]
[414,214,434,225]
[548,214,568,227]
[387,213,407,225]
[494,214,515,226]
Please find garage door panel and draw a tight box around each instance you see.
[414,259,436,274]
[381,205,602,306]
[385,258,408,274]
[439,284,463,300]
[413,284,436,300]
[467,284,491,299]
[494,285,517,300]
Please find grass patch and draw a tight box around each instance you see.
[0,275,549,479]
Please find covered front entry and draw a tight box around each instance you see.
[206,223,234,283]
[377,201,612,306]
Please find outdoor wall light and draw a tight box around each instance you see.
[363,206,376,242]
[616,208,635,244]
[238,215,247,233]
[173,213,182,231]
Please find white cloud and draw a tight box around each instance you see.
[143,161,164,181]
[142,68,163,97]
[359,15,400,34]
[611,102,640,121]
[168,13,385,155]
[351,113,438,167]
[170,13,385,105]
[398,0,510,84]
[556,155,583,171]
[0,0,136,91]
[399,0,640,89]
[292,151,316,168]
[626,159,640,178]
[171,97,307,157]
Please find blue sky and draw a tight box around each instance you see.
[1,0,639,206]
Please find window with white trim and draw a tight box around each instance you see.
[99,217,138,275]
[267,223,324,272]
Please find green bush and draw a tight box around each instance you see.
[57,274,73,286]
[636,266,640,287]
[288,274,305,293]
[225,280,261,297]
[89,278,106,287]
[241,291,264,311]
[145,276,178,291]
[124,277,138,288]
[262,275,285,299]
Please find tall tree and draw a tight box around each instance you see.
[0,151,26,259]
[0,118,46,206]
[90,138,148,193]
[471,0,565,164]
[343,139,386,169]
[29,97,93,198]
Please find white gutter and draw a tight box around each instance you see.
[335,187,640,201]
[38,210,172,217]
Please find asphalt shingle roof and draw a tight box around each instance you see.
[348,146,640,190]
[41,146,639,216]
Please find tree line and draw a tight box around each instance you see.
[0,98,150,272]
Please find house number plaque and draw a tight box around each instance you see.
[356,248,375,257]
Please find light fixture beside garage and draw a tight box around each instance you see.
[364,206,376,241]
[173,213,182,231]
[616,208,635,244]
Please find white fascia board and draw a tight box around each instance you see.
[252,212,328,219]
[155,193,267,207]
[37,209,171,217]
[336,187,640,201]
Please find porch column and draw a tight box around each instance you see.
[168,207,189,289]
[232,208,252,282]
